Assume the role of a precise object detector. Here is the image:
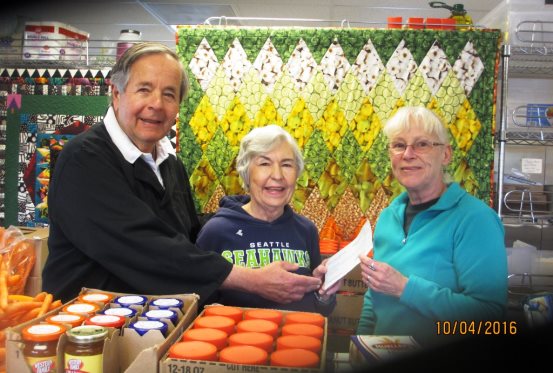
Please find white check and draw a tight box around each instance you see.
[322,220,373,291]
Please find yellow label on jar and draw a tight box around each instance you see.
[25,356,57,373]
[64,353,103,373]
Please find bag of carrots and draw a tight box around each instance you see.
[0,226,62,372]
[0,226,36,296]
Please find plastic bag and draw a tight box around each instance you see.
[0,225,37,296]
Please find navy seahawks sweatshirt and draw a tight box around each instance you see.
[196,195,335,315]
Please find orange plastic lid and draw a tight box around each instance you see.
[22,323,67,342]
[285,312,325,327]
[204,305,243,323]
[46,313,86,328]
[236,319,279,338]
[228,331,274,353]
[78,292,113,305]
[281,323,324,339]
[276,335,322,353]
[168,341,218,361]
[244,309,283,325]
[62,302,101,317]
[194,315,236,335]
[219,345,268,365]
[182,327,228,350]
[270,348,320,368]
[84,314,126,328]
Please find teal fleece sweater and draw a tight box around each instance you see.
[357,183,508,346]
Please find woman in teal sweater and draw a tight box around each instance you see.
[357,106,507,347]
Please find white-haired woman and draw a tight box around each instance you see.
[357,106,507,347]
[197,124,339,313]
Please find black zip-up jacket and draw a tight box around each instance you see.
[42,123,232,303]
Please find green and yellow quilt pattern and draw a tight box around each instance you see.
[176,26,501,240]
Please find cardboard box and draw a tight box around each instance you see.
[327,293,364,331]
[22,21,89,61]
[6,288,199,373]
[349,335,421,368]
[18,226,49,278]
[160,305,328,372]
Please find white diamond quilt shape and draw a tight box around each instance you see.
[351,39,385,94]
[452,41,485,97]
[285,38,318,91]
[221,38,252,92]
[386,40,417,96]
[252,37,283,94]
[189,38,219,91]
[319,40,351,93]
[419,41,451,95]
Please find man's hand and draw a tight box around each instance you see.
[223,261,321,303]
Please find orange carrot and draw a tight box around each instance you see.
[17,307,41,324]
[33,291,47,302]
[0,265,7,310]
[37,293,53,317]
[6,274,21,287]
[49,299,62,310]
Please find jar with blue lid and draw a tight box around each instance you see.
[150,297,184,310]
[102,307,137,319]
[129,320,168,337]
[114,295,148,308]
[144,309,178,326]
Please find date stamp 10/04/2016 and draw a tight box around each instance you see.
[436,320,518,336]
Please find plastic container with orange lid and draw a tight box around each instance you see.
[284,312,325,327]
[228,331,274,353]
[236,319,279,339]
[182,327,228,350]
[203,305,243,323]
[194,315,236,335]
[22,323,67,373]
[276,335,322,353]
[270,348,320,368]
[84,314,126,329]
[243,309,283,325]
[46,313,86,328]
[281,323,324,340]
[62,302,101,317]
[78,292,113,306]
[219,345,268,365]
[168,341,218,361]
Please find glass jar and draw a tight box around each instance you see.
[150,297,183,310]
[46,313,86,329]
[116,29,142,60]
[84,314,126,330]
[78,292,113,306]
[102,306,137,319]
[144,309,178,326]
[113,295,147,308]
[62,302,101,318]
[22,323,67,373]
[64,325,108,373]
[128,320,168,337]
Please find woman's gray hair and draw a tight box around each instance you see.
[236,125,304,192]
[383,106,450,144]
[109,42,189,104]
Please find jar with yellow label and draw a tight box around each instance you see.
[22,323,67,373]
[64,325,108,373]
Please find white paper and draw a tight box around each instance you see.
[322,220,373,290]
[521,158,542,174]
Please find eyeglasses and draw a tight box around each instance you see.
[388,140,445,155]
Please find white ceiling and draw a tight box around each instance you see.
[2,0,505,60]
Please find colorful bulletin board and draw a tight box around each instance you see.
[176,26,501,241]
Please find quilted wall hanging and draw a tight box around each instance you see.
[176,26,501,242]
[0,71,111,226]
